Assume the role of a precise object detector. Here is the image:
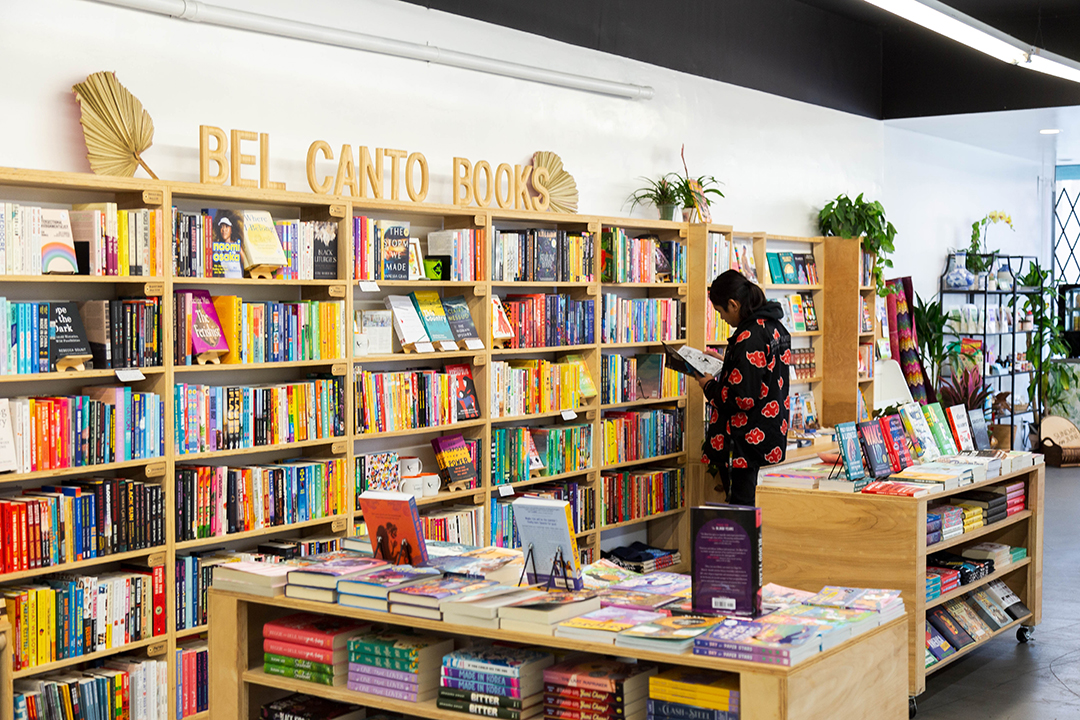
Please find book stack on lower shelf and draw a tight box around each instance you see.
[261,693,365,720]
[348,629,452,700]
[13,655,169,720]
[439,645,553,720]
[648,669,740,720]
[545,658,655,720]
[925,579,1031,670]
[262,613,371,687]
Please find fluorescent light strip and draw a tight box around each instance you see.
[1026,49,1080,84]
[87,0,655,100]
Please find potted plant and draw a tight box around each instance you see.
[676,174,724,222]
[1011,261,1065,424]
[912,293,949,401]
[938,365,991,412]
[818,193,897,296]
[967,211,1013,287]
[627,174,683,221]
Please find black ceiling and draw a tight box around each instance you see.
[401,0,1080,119]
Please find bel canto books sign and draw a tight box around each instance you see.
[198,125,563,212]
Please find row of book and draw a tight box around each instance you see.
[0,390,165,475]
[173,377,345,455]
[354,367,466,434]
[173,458,349,542]
[859,295,873,333]
[789,348,817,381]
[925,543,1027,601]
[599,295,683,345]
[492,228,595,283]
[490,357,595,417]
[516,480,596,536]
[419,505,486,546]
[705,232,735,343]
[925,579,1031,668]
[777,293,818,333]
[0,478,164,573]
[176,640,208,718]
[600,353,685,405]
[4,566,166,671]
[4,203,165,278]
[81,298,163,370]
[354,440,482,499]
[494,293,595,349]
[13,657,168,720]
[599,467,685,527]
[600,408,685,467]
[927,481,1026,546]
[600,229,686,284]
[355,218,482,282]
[175,293,346,365]
[275,218,339,280]
[765,251,819,285]
[491,425,593,486]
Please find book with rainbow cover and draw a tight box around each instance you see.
[357,490,428,566]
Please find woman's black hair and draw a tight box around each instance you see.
[709,270,766,323]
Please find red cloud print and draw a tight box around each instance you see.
[762,400,780,418]
[732,457,748,468]
[765,446,784,464]
[784,396,791,410]
[781,349,793,364]
[760,382,770,399]
[728,369,743,385]
[710,408,719,423]
[781,419,789,434]
[736,397,755,410]
[747,351,767,368]
[777,376,785,389]
[767,357,776,371]
[757,319,766,326]
[710,435,725,450]
[731,413,749,428]
[736,331,751,343]
[721,387,729,402]
[746,428,766,445]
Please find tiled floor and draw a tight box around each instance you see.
[918,466,1080,720]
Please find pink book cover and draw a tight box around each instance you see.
[262,612,371,649]
[183,289,229,355]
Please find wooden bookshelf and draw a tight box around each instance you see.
[758,461,1044,697]
[208,588,908,720]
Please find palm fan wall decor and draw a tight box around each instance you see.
[531,151,578,213]
[72,71,157,179]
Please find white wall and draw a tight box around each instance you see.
[0,0,883,234]
[883,125,1049,303]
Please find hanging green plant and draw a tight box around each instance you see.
[818,193,897,296]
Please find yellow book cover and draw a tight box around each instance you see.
[148,207,157,276]
[651,667,740,695]
[117,211,128,276]
[38,586,52,663]
[24,588,36,667]
[240,210,287,269]
[648,691,737,712]
[211,295,242,364]
[564,354,598,398]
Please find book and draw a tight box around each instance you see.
[555,606,666,643]
[967,590,1011,630]
[499,591,601,625]
[357,491,429,566]
[411,291,456,346]
[241,210,287,270]
[442,587,548,620]
[835,422,866,481]
[445,365,482,421]
[544,659,656,694]
[597,589,679,612]
[444,645,555,678]
[778,252,798,284]
[985,579,1032,621]
[691,504,761,617]
[922,403,959,456]
[899,402,940,461]
[207,209,243,278]
[260,693,364,720]
[926,606,975,649]
[925,622,955,661]
[337,566,442,599]
[615,615,725,652]
[213,561,295,588]
[359,309,394,355]
[384,294,430,347]
[48,301,92,370]
[312,221,339,280]
[766,253,784,284]
[512,497,583,590]
[348,629,454,661]
[491,296,515,341]
[944,405,976,452]
[968,409,993,451]
[437,697,540,719]
[856,421,891,479]
[376,220,410,280]
[263,613,370,650]
[432,434,479,489]
[39,208,78,274]
[286,552,388,589]
[184,290,229,357]
[878,415,914,472]
[443,295,484,349]
[387,576,499,608]
[661,343,723,378]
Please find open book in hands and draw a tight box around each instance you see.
[663,343,724,378]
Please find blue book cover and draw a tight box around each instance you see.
[835,422,866,481]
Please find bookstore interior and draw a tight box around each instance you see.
[7,1,1080,719]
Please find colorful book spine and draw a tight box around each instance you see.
[600,295,683,345]
[492,228,593,283]
[600,354,685,405]
[177,640,210,717]
[647,699,738,720]
[498,293,594,349]
[517,480,596,535]
[443,666,524,686]
[601,408,685,465]
[441,676,525,697]
[174,377,344,454]
[353,367,456,434]
[348,661,422,684]
[346,680,426,701]
[600,467,685,526]
[15,658,168,720]
[490,360,592,418]
[491,425,593,485]
[421,504,485,545]
[599,228,686,283]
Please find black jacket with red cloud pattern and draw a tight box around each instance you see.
[701,301,792,472]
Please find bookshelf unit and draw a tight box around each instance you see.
[0,168,703,714]
[821,237,878,426]
[208,587,908,720]
[757,461,1044,697]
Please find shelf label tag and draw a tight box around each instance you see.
[464,338,485,350]
[331,517,347,532]
[498,485,515,497]
[438,341,459,352]
[358,281,380,292]
[146,463,166,477]
[331,363,347,376]
[115,368,145,383]
[561,410,578,421]
[328,285,346,298]
[144,282,164,296]
[415,342,435,354]
[147,642,167,657]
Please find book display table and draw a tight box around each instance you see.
[758,462,1044,701]
[208,588,908,720]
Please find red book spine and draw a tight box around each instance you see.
[262,637,337,662]
[185,648,195,717]
[17,502,28,571]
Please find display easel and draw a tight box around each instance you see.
[517,543,573,590]
[55,354,92,372]
[246,264,280,280]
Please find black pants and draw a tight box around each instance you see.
[719,463,759,506]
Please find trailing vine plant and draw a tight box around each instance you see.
[818,193,897,296]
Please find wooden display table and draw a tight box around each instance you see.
[758,463,1044,700]
[208,589,908,720]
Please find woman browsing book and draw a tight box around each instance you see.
[698,270,791,505]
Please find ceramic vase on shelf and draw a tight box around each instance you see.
[945,252,976,290]
[997,263,1015,292]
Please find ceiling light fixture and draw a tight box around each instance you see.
[862,0,1080,84]
[1041,129,1062,135]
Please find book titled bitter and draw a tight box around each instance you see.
[691,504,762,617]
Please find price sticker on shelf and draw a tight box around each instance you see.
[561,410,578,421]
[498,485,515,498]
[438,341,459,352]
[415,342,435,354]
[115,368,145,382]
[358,281,381,292]
[464,338,485,350]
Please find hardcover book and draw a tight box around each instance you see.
[835,422,866,481]
[926,606,975,649]
[377,220,410,280]
[39,208,79,274]
[357,490,429,566]
[183,290,229,357]
[856,420,891,479]
[499,591,601,624]
[543,659,657,694]
[617,615,725,643]
[337,566,442,599]
[312,221,339,280]
[967,409,993,451]
[556,606,667,641]
[512,497,583,590]
[263,613,371,649]
[534,229,559,282]
[411,291,456,344]
[945,405,976,452]
[241,210,287,270]
[443,296,484,349]
[384,295,430,347]
[778,252,798,284]
[923,403,959,456]
[878,415,914,472]
[360,309,394,355]
[49,301,92,369]
[691,504,761,617]
[445,365,481,420]
[432,434,479,489]
[899,402,940,461]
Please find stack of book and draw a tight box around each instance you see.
[989,480,1026,516]
[544,658,656,720]
[262,614,371,687]
[284,551,389,603]
[926,512,943,545]
[929,505,964,544]
[648,669,739,720]
[927,567,960,595]
[212,559,295,598]
[177,639,209,717]
[261,693,365,720]
[615,616,725,653]
[926,573,942,602]
[956,490,1008,527]
[439,645,554,719]
[442,586,547,629]
[928,552,992,589]
[555,606,667,644]
[346,630,452,700]
[603,543,681,574]
[337,565,441,612]
[386,575,499,620]
[582,559,642,590]
[961,542,1017,570]
[498,591,602,635]
[760,583,815,613]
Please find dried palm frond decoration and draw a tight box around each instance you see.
[72,71,157,179]
[531,151,578,214]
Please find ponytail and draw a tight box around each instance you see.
[709,270,766,324]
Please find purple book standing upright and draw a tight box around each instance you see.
[691,504,762,618]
